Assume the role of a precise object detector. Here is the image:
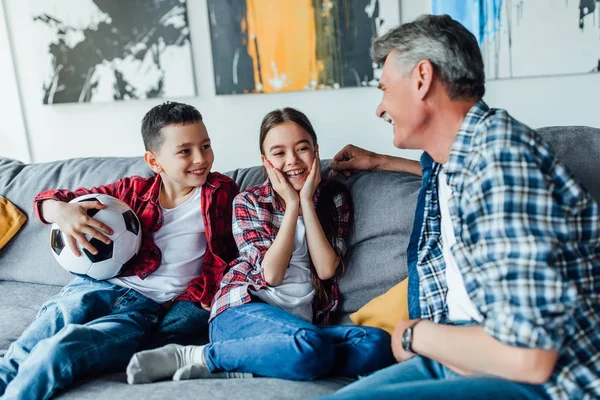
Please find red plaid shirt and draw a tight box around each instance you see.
[210,179,351,325]
[34,173,239,307]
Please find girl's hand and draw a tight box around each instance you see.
[300,153,321,203]
[264,159,298,206]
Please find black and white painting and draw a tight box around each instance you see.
[432,0,600,79]
[31,0,196,104]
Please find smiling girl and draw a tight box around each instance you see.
[127,108,394,383]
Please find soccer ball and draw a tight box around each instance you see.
[49,194,142,280]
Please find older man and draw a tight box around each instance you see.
[326,14,600,400]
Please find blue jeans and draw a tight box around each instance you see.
[406,152,434,319]
[144,300,211,349]
[0,276,164,400]
[318,356,550,400]
[204,302,394,380]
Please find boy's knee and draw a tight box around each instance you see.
[288,329,334,380]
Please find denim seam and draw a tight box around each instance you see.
[221,305,312,331]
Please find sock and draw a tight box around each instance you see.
[126,344,205,384]
[173,364,253,381]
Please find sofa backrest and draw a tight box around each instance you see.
[0,125,598,321]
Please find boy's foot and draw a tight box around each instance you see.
[127,343,204,384]
[173,364,253,381]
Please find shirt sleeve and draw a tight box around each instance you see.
[459,146,581,350]
[331,190,351,258]
[231,191,273,275]
[33,178,131,224]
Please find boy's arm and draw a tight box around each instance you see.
[34,178,132,256]
[34,177,131,223]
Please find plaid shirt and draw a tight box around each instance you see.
[418,101,600,399]
[34,173,239,307]
[210,179,351,325]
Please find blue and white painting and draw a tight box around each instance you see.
[432,0,600,79]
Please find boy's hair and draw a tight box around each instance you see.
[141,102,203,151]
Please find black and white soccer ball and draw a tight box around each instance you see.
[49,194,142,280]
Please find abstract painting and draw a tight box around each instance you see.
[31,0,196,104]
[432,0,600,79]
[207,0,401,95]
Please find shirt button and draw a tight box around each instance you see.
[157,218,162,224]
[142,272,147,277]
[153,249,159,255]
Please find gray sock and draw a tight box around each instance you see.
[173,364,254,381]
[127,344,205,384]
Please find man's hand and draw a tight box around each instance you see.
[391,319,422,362]
[43,199,113,256]
[329,145,382,177]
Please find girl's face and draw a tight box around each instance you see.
[261,121,318,192]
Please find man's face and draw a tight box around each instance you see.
[375,50,424,149]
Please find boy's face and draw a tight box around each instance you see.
[261,121,317,192]
[146,122,214,188]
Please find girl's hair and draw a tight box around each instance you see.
[259,108,354,308]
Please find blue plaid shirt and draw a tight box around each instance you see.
[417,101,600,399]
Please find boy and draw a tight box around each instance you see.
[0,102,239,399]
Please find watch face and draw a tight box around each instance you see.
[402,327,412,351]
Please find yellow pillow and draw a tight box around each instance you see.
[0,195,27,250]
[350,278,409,334]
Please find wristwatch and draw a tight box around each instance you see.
[401,320,421,353]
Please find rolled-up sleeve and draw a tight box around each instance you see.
[459,146,580,350]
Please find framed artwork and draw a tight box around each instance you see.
[432,0,600,79]
[31,0,196,104]
[207,0,401,95]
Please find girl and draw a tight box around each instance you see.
[127,108,394,383]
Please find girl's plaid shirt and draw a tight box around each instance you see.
[210,179,351,325]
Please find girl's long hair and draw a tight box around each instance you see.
[259,108,353,307]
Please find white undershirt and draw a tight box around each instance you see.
[110,187,207,303]
[252,217,315,322]
[438,168,483,323]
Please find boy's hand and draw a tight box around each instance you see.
[264,159,299,207]
[43,199,114,256]
[300,153,321,203]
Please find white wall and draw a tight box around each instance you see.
[1,0,598,171]
[0,0,30,163]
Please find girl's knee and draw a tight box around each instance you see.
[289,328,335,380]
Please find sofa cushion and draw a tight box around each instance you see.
[0,157,153,285]
[537,126,600,203]
[0,281,62,353]
[54,374,348,399]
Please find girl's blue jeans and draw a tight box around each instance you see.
[204,301,395,380]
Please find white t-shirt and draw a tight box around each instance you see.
[438,168,483,322]
[110,187,207,303]
[252,217,315,322]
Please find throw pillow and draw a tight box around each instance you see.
[0,195,27,249]
[350,278,409,334]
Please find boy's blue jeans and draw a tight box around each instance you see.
[204,302,395,380]
[0,276,165,400]
[318,356,550,400]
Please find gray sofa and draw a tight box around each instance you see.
[0,126,598,399]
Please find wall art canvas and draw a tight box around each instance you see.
[432,0,600,79]
[207,0,401,95]
[31,0,196,104]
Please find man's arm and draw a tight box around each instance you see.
[329,144,422,177]
[393,320,558,384]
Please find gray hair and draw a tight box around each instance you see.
[372,14,485,100]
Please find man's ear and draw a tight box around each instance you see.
[414,59,434,100]
[144,151,162,174]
